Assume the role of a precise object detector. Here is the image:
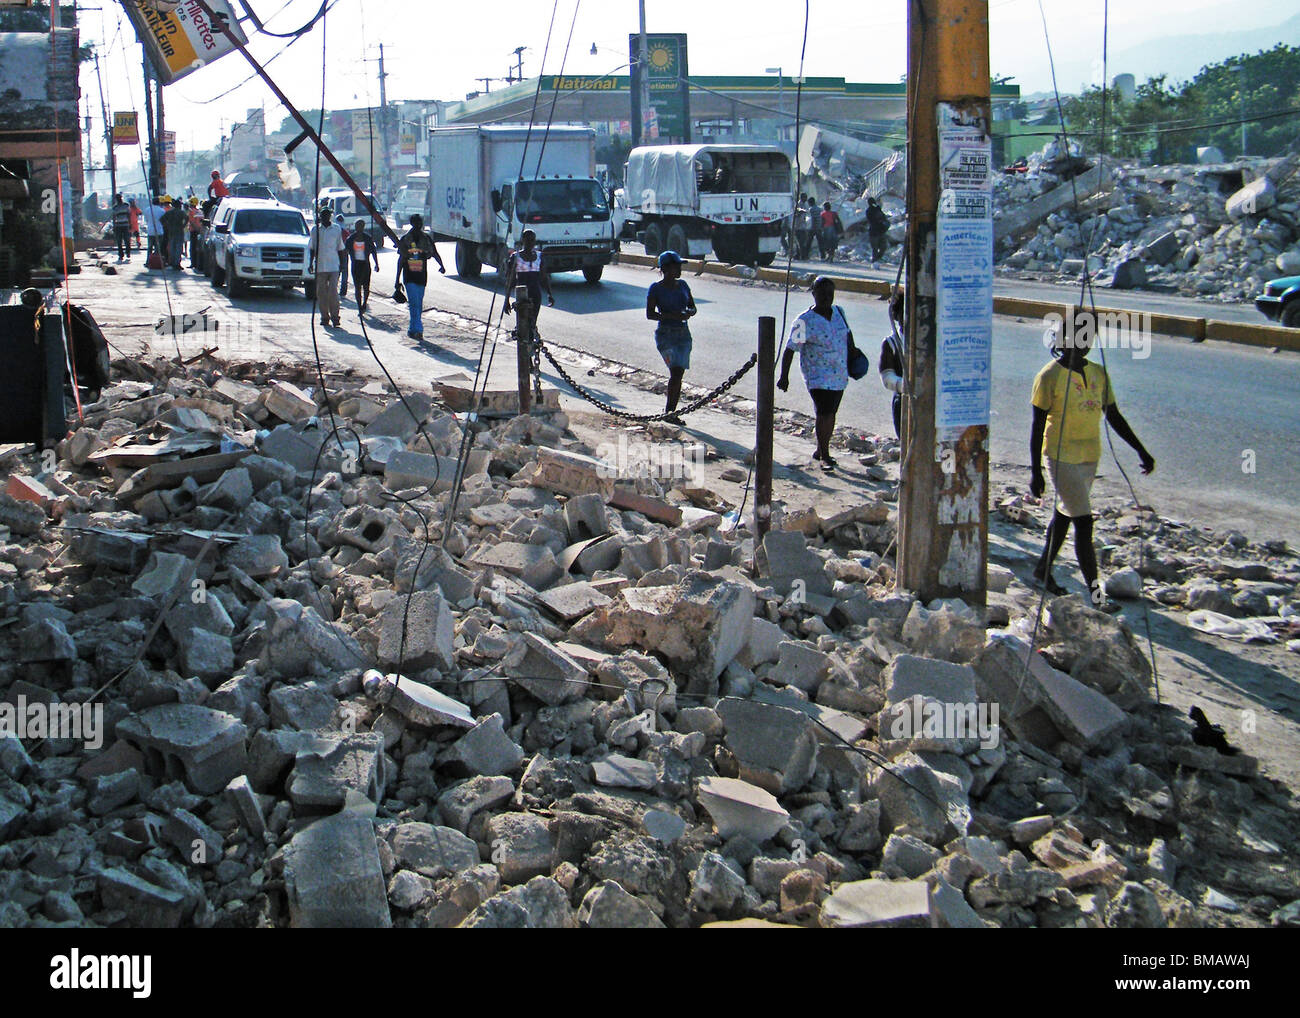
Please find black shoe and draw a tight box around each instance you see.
[1032,568,1067,596]
[812,448,822,461]
[821,455,838,471]
[664,413,685,426]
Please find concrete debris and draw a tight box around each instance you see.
[0,351,1291,931]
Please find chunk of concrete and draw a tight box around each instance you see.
[775,640,831,693]
[590,754,658,791]
[820,878,931,928]
[563,493,610,543]
[506,632,590,705]
[442,713,525,777]
[377,589,455,671]
[537,581,613,622]
[390,822,481,878]
[437,775,515,832]
[224,534,289,579]
[287,732,389,813]
[695,776,789,842]
[362,670,474,729]
[530,447,616,499]
[132,551,192,598]
[97,867,188,927]
[716,697,818,795]
[116,704,248,796]
[871,751,970,845]
[578,880,666,928]
[883,654,978,709]
[261,600,365,678]
[471,541,563,590]
[761,530,832,598]
[486,813,557,885]
[284,813,391,927]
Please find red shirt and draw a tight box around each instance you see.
[820,209,835,228]
[209,178,230,199]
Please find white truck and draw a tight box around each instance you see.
[426,125,616,284]
[625,144,793,266]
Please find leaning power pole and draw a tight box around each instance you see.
[897,0,993,604]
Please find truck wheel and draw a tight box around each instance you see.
[666,225,689,258]
[582,265,604,284]
[303,278,317,301]
[1282,301,1300,328]
[642,223,664,257]
[455,240,482,279]
[755,252,777,267]
[226,261,247,298]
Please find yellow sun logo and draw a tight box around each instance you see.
[648,43,674,73]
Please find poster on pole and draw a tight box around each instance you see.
[112,111,140,146]
[934,103,993,434]
[629,33,690,143]
[162,131,177,164]
[121,0,248,85]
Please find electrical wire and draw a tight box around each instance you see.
[239,0,329,39]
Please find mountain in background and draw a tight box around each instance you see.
[1020,12,1300,93]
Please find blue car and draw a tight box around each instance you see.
[1255,274,1300,328]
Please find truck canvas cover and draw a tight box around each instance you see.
[626,145,791,217]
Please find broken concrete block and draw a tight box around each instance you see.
[537,581,613,622]
[132,551,192,598]
[1105,567,1143,599]
[761,530,832,598]
[563,493,610,543]
[442,714,525,777]
[260,424,325,476]
[15,618,76,663]
[871,751,969,845]
[390,822,481,878]
[737,617,784,669]
[775,640,831,693]
[899,603,985,663]
[438,775,515,832]
[1045,596,1152,708]
[224,534,288,579]
[284,812,391,928]
[320,504,399,553]
[162,808,224,863]
[116,704,248,795]
[1109,257,1148,289]
[364,392,433,441]
[460,875,573,928]
[591,573,755,688]
[578,879,666,928]
[261,599,364,678]
[362,671,474,729]
[201,467,253,511]
[975,635,1125,750]
[530,447,616,499]
[264,380,318,422]
[224,775,268,839]
[377,589,455,672]
[268,682,338,731]
[507,632,590,705]
[177,628,235,685]
[287,733,389,813]
[383,450,458,493]
[716,697,818,795]
[590,754,658,791]
[883,654,978,709]
[486,813,557,885]
[1226,175,1275,219]
[87,770,140,815]
[97,867,188,927]
[0,735,32,781]
[929,877,985,928]
[695,776,789,843]
[820,878,931,928]
[689,852,746,914]
[471,541,563,590]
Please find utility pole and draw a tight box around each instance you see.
[510,46,525,84]
[633,0,651,147]
[94,51,117,199]
[156,70,167,193]
[142,61,158,195]
[377,45,394,200]
[476,77,498,94]
[897,0,993,604]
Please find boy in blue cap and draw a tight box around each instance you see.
[645,249,696,425]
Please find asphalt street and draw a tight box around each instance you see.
[87,240,1300,545]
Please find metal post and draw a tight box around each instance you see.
[515,286,535,414]
[897,0,991,605]
[94,52,117,201]
[755,316,775,539]
[634,0,651,148]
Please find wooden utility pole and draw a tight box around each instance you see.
[897,0,993,604]
[93,52,117,200]
[754,316,775,540]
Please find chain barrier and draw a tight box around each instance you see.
[535,339,758,423]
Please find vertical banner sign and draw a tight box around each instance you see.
[935,104,993,434]
[112,111,140,146]
[121,0,249,85]
[59,161,74,241]
[629,33,690,143]
[400,132,416,156]
[162,130,177,164]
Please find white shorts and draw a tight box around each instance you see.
[1048,458,1097,518]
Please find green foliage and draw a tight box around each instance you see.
[1062,44,1300,163]
[3,204,60,284]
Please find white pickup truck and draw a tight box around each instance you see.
[625,144,793,266]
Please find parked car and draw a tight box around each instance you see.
[315,187,387,246]
[196,193,275,278]
[207,197,316,299]
[1255,275,1300,327]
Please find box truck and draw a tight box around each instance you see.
[625,144,793,266]
[427,125,616,283]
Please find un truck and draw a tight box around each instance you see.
[427,125,616,284]
[625,144,793,266]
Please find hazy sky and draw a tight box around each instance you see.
[81,0,1299,154]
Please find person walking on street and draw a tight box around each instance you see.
[778,276,860,470]
[878,287,907,439]
[503,229,554,331]
[866,197,890,264]
[347,219,380,311]
[161,197,187,269]
[111,194,131,263]
[818,201,843,262]
[1029,328,1155,610]
[645,249,696,426]
[128,199,142,250]
[145,196,166,262]
[338,219,352,299]
[395,213,445,339]
[308,206,345,327]
[795,194,815,260]
[186,197,204,270]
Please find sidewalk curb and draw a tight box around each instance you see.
[616,252,1300,351]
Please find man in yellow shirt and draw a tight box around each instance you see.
[1029,330,1154,609]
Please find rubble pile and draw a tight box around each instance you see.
[1,355,1298,930]
[994,152,1300,299]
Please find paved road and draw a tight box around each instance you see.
[82,243,1300,546]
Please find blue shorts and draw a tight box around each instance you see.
[655,324,692,370]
